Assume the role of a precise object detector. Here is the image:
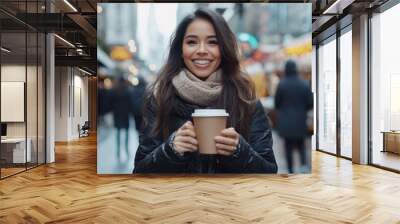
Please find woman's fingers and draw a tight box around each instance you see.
[177,121,196,138]
[214,136,238,147]
[178,128,196,138]
[221,127,239,139]
[173,121,199,153]
[216,143,236,151]
[175,135,198,146]
[215,128,239,156]
[175,142,197,152]
[181,121,195,130]
[216,142,236,156]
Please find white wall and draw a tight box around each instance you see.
[55,67,69,141]
[55,67,89,141]
[1,65,29,138]
[1,73,25,123]
[1,65,26,81]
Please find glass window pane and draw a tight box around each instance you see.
[340,29,352,158]
[1,0,46,179]
[27,31,38,169]
[318,37,337,154]
[1,31,27,177]
[371,4,400,171]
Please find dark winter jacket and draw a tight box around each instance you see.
[133,94,278,173]
[111,86,133,129]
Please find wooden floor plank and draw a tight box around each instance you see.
[0,135,400,223]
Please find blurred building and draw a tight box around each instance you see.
[176,3,196,23]
[228,4,311,46]
[145,4,165,70]
[98,3,137,46]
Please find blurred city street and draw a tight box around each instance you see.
[97,115,138,174]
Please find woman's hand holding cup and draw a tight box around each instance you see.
[172,121,198,155]
[214,127,240,156]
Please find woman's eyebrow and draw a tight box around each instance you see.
[184,35,217,39]
[184,34,198,39]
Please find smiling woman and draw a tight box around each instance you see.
[133,8,278,174]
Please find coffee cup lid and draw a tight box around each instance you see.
[192,109,229,117]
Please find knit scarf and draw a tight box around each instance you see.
[172,69,223,107]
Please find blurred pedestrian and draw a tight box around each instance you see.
[275,60,313,173]
[112,77,134,161]
[98,77,113,117]
[134,8,277,173]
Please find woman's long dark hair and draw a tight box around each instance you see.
[147,8,256,140]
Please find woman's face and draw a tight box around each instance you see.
[182,18,221,80]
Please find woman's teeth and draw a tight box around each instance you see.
[193,60,211,66]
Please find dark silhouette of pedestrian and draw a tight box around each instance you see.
[98,81,112,117]
[111,77,134,161]
[275,60,313,173]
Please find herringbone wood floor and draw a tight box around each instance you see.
[1,135,400,224]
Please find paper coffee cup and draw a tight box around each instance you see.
[192,109,229,154]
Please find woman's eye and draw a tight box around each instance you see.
[186,40,197,45]
[209,40,218,45]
